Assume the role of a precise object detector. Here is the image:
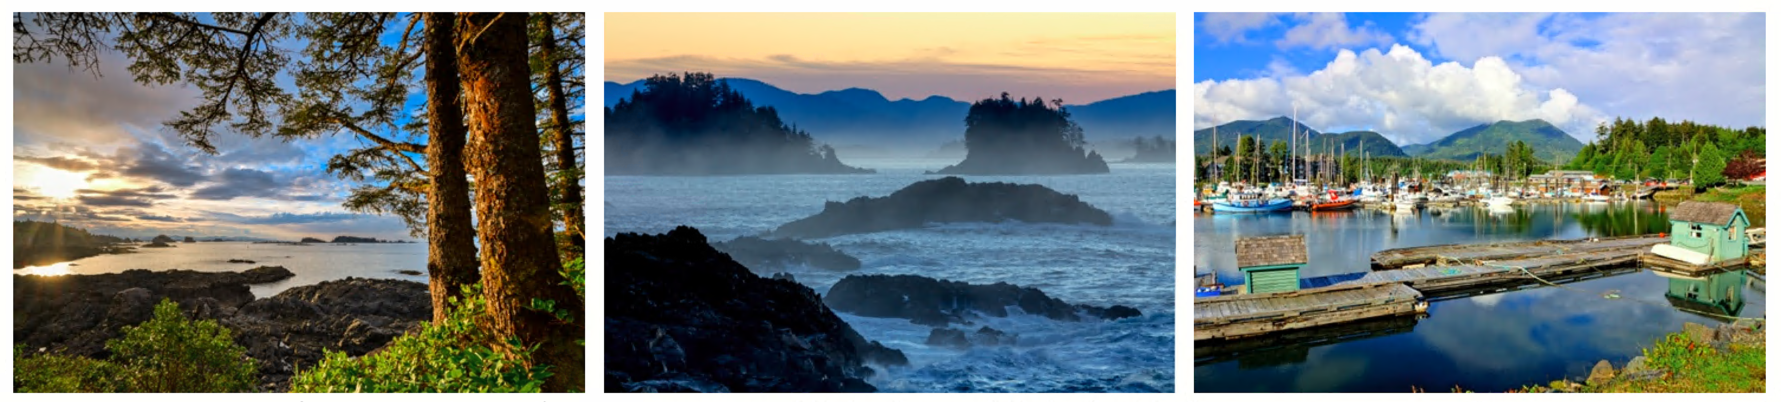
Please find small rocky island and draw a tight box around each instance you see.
[13,266,428,391]
[605,72,872,175]
[933,93,1109,175]
[824,274,1141,327]
[771,176,1113,238]
[606,226,906,393]
[710,236,862,272]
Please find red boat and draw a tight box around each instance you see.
[1310,190,1359,211]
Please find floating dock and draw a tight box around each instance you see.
[1194,282,1423,341]
[1371,235,1667,270]
[1639,253,1750,277]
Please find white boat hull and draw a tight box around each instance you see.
[1651,243,1711,266]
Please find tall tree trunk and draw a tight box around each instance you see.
[455,12,583,392]
[422,12,480,324]
[538,12,584,258]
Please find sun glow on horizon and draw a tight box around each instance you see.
[26,167,89,199]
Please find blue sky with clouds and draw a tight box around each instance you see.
[12,13,582,241]
[1193,12,1765,145]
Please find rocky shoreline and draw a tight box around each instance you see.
[606,227,907,393]
[14,266,429,392]
[824,274,1141,327]
[771,177,1113,238]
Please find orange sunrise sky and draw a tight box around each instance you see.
[605,13,1176,104]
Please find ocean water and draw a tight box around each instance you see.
[1193,201,1767,392]
[14,242,428,298]
[604,158,1177,392]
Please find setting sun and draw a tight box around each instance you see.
[27,167,88,199]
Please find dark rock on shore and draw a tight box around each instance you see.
[824,274,1141,327]
[13,267,427,392]
[222,278,430,390]
[925,326,1018,349]
[606,226,906,393]
[771,176,1113,238]
[711,236,862,272]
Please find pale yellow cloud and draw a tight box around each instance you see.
[605,12,1175,102]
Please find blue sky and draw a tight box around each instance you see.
[1193,12,1765,145]
[12,13,584,241]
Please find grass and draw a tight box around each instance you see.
[1655,184,1765,227]
[1505,327,1765,393]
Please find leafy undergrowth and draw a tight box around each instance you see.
[14,299,258,392]
[1695,185,1765,227]
[291,257,585,393]
[1588,333,1765,393]
[1498,329,1766,393]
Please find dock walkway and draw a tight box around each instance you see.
[1194,282,1422,341]
[1371,235,1666,270]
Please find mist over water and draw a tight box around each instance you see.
[605,157,1176,392]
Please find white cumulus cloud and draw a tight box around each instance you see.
[1194,44,1603,145]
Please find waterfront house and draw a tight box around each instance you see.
[1665,201,1750,263]
[1236,234,1306,294]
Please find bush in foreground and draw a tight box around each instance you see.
[15,299,257,392]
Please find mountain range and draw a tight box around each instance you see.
[604,78,1174,154]
[1399,119,1584,163]
[1192,117,1407,158]
[1193,117,1585,163]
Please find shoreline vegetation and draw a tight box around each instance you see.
[1482,320,1765,393]
[933,93,1110,175]
[604,72,873,175]
[15,12,589,392]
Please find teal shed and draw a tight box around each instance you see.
[1237,234,1306,294]
[1666,201,1750,263]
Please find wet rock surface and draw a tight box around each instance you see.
[824,274,1142,327]
[770,177,1113,238]
[13,267,428,392]
[711,236,862,272]
[606,226,907,393]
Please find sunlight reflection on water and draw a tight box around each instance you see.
[13,261,73,276]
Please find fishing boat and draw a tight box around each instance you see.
[1484,195,1514,208]
[1310,190,1359,211]
[1582,194,1611,203]
[1212,197,1292,213]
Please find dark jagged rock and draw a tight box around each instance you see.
[972,326,1017,346]
[606,226,906,393]
[240,266,296,284]
[771,177,1113,238]
[926,328,969,348]
[824,274,1141,327]
[229,259,256,264]
[711,236,862,272]
[394,269,423,276]
[14,267,293,357]
[222,278,430,391]
[12,268,424,392]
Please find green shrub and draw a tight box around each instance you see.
[107,298,259,392]
[289,286,552,393]
[15,299,257,393]
[13,345,124,392]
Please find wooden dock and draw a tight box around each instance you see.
[1195,314,1419,367]
[1371,235,1667,270]
[1349,247,1650,298]
[1194,282,1423,341]
[1639,253,1750,277]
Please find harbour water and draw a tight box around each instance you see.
[1193,201,1766,392]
